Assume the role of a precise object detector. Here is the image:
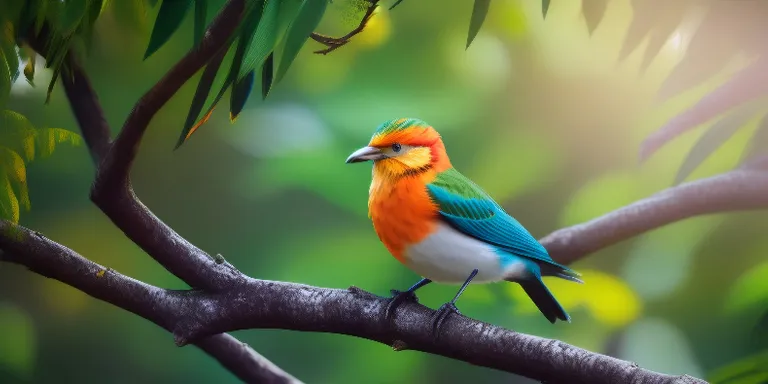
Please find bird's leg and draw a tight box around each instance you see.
[385,277,432,321]
[432,269,478,336]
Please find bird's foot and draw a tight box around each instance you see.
[431,302,462,337]
[385,289,419,322]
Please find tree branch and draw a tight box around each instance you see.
[87,0,247,291]
[22,2,299,382]
[0,220,703,384]
[541,169,768,265]
[0,222,300,384]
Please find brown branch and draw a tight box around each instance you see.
[0,222,300,384]
[0,220,703,384]
[541,169,768,265]
[22,1,297,382]
[89,0,248,290]
[310,0,380,55]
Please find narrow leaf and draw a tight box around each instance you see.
[0,49,10,107]
[581,0,608,35]
[237,0,280,82]
[230,70,254,120]
[274,0,328,83]
[46,69,60,104]
[228,2,267,120]
[0,171,19,223]
[673,102,761,185]
[261,52,273,99]
[193,0,207,47]
[542,0,550,19]
[177,46,228,148]
[466,0,490,49]
[657,3,739,100]
[740,112,768,168]
[176,0,265,146]
[23,55,34,85]
[1,22,19,84]
[0,110,36,161]
[0,146,29,210]
[144,0,194,59]
[59,0,88,35]
[640,56,768,161]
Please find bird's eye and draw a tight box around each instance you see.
[391,143,402,153]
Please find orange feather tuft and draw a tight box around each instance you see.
[368,168,439,262]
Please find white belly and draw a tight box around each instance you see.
[403,222,513,284]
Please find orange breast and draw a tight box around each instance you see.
[368,170,439,263]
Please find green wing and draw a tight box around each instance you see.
[426,167,573,271]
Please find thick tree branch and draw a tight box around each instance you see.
[0,220,703,384]
[542,169,768,265]
[88,0,247,291]
[22,2,298,382]
[0,222,300,384]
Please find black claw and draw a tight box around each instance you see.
[385,289,419,321]
[384,277,432,322]
[432,302,461,336]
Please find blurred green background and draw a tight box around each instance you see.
[1,0,768,383]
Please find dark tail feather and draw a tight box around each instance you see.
[541,264,585,284]
[519,277,570,324]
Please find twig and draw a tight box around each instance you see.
[310,0,380,55]
[0,220,704,384]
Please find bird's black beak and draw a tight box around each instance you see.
[345,146,386,163]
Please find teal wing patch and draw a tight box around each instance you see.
[426,168,572,271]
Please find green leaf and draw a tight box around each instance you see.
[274,0,328,83]
[177,0,266,146]
[230,70,254,119]
[0,110,36,161]
[261,51,273,99]
[59,0,89,35]
[0,171,19,222]
[144,0,194,59]
[1,23,19,85]
[466,0,490,49]
[0,51,10,108]
[177,46,228,148]
[0,146,29,211]
[237,0,280,82]
[542,0,551,18]
[80,0,105,51]
[227,2,267,120]
[193,0,207,47]
[709,351,768,384]
[34,127,82,158]
[581,0,608,35]
[23,54,35,85]
[673,102,761,185]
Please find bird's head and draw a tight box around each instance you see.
[346,118,452,178]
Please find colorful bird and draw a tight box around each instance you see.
[346,118,583,331]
